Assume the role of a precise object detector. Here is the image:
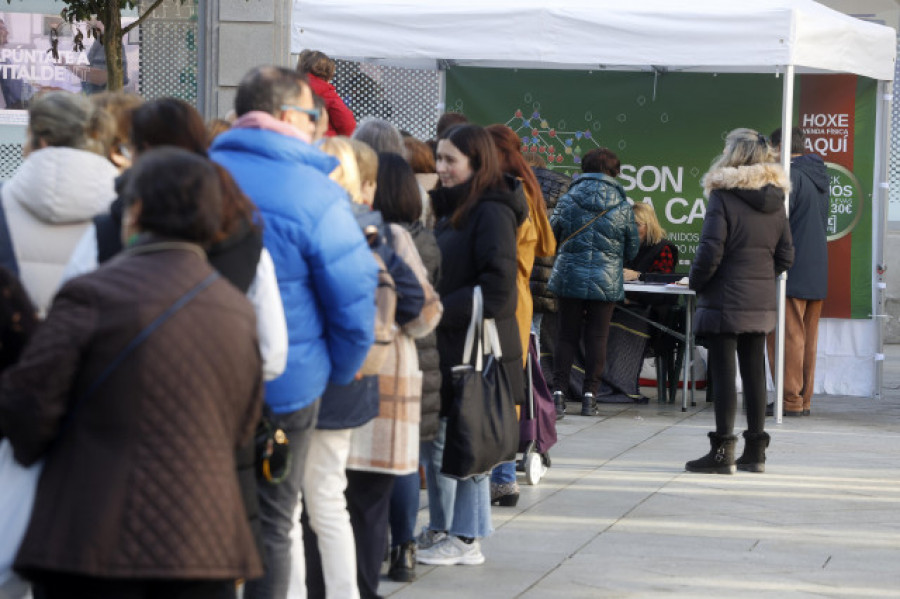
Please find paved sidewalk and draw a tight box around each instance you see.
[382,346,900,598]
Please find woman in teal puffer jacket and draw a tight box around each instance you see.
[548,148,639,416]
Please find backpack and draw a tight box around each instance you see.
[357,251,397,376]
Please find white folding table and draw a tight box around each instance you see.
[622,282,697,411]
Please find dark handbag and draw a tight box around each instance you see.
[255,405,291,484]
[442,286,519,480]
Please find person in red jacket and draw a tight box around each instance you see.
[297,50,356,137]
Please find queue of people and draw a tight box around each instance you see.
[0,49,827,599]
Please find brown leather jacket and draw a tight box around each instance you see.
[0,241,264,581]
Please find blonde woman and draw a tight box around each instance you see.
[686,129,793,475]
[623,203,678,281]
[298,136,438,599]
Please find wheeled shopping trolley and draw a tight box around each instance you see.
[516,333,557,485]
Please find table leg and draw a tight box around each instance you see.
[688,296,696,407]
[682,297,693,412]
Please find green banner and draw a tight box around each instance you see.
[445,68,875,318]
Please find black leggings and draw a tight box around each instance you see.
[553,298,615,396]
[705,332,767,435]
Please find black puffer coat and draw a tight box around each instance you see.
[431,181,527,414]
[529,167,571,314]
[690,163,794,335]
[403,221,443,442]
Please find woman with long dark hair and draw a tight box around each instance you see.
[686,129,793,474]
[417,124,526,566]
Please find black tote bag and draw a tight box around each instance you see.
[442,286,519,480]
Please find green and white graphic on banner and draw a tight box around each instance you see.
[826,163,863,242]
[445,69,786,271]
[446,69,876,319]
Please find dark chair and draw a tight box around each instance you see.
[651,303,686,404]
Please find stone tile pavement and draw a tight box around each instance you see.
[381,345,900,598]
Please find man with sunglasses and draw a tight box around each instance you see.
[210,66,377,599]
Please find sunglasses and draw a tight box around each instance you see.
[281,104,320,124]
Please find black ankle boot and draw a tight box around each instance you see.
[685,432,737,474]
[388,540,417,582]
[581,392,598,416]
[553,390,566,420]
[736,431,770,473]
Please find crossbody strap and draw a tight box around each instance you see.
[559,208,610,250]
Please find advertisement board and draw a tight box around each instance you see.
[446,68,876,318]
[0,11,139,125]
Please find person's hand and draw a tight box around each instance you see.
[624,268,640,281]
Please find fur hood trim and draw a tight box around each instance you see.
[702,163,790,198]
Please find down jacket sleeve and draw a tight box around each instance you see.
[774,218,794,277]
[308,200,379,385]
[622,206,640,263]
[689,192,727,293]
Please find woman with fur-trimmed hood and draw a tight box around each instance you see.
[686,128,793,476]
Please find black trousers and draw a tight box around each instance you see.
[303,470,395,599]
[705,332,767,435]
[32,574,235,599]
[553,297,615,396]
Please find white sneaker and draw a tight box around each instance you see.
[417,536,485,566]
[415,528,447,550]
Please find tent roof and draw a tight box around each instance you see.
[292,0,896,81]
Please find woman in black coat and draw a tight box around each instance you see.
[417,124,526,567]
[686,128,793,475]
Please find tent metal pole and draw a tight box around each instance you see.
[775,64,795,425]
[872,80,891,401]
[437,63,447,126]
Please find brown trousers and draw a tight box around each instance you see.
[766,297,824,412]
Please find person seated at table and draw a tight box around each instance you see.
[623,203,678,284]
[597,203,679,402]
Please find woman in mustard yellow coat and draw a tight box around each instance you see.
[486,124,555,506]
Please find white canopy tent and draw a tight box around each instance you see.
[292,0,894,79]
[292,0,897,409]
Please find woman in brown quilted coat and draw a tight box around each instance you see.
[0,148,264,599]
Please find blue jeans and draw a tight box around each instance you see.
[243,400,320,599]
[531,313,543,357]
[490,461,516,484]
[389,471,419,547]
[450,475,492,539]
[419,419,455,532]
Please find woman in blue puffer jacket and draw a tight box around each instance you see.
[548,148,639,416]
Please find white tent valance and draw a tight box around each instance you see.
[292,0,896,81]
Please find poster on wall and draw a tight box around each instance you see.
[445,68,875,319]
[797,74,874,320]
[0,11,139,125]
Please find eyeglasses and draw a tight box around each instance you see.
[281,104,320,124]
